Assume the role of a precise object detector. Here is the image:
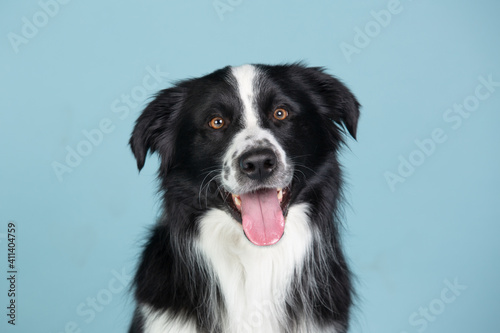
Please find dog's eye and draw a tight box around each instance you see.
[273,108,288,121]
[209,117,225,129]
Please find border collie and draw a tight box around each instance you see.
[128,63,360,333]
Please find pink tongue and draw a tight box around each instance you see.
[240,189,285,246]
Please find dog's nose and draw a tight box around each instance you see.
[239,148,277,181]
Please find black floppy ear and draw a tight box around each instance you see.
[306,67,360,139]
[129,87,185,171]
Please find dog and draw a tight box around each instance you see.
[128,63,360,333]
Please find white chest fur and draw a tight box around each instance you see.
[196,203,312,332]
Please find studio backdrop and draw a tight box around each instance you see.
[1,0,499,332]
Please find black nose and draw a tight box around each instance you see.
[239,148,277,181]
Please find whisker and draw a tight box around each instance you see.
[289,154,313,160]
[295,163,319,176]
[205,174,219,208]
[198,169,222,207]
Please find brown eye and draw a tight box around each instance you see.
[273,108,288,120]
[209,117,225,129]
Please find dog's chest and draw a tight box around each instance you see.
[197,204,312,332]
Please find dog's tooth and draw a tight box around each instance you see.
[232,194,242,208]
[277,188,283,202]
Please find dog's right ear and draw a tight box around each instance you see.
[129,87,185,171]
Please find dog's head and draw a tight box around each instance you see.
[130,64,359,246]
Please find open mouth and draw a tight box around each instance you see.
[222,187,292,246]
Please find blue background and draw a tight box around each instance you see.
[1,0,499,332]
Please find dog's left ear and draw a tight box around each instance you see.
[129,86,185,172]
[305,67,360,139]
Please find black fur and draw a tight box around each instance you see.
[128,63,360,332]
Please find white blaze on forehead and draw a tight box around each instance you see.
[230,64,260,128]
[223,64,293,194]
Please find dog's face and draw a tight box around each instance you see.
[130,64,359,246]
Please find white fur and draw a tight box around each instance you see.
[197,203,312,332]
[141,305,198,333]
[222,65,293,194]
[140,204,339,333]
[231,64,259,128]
